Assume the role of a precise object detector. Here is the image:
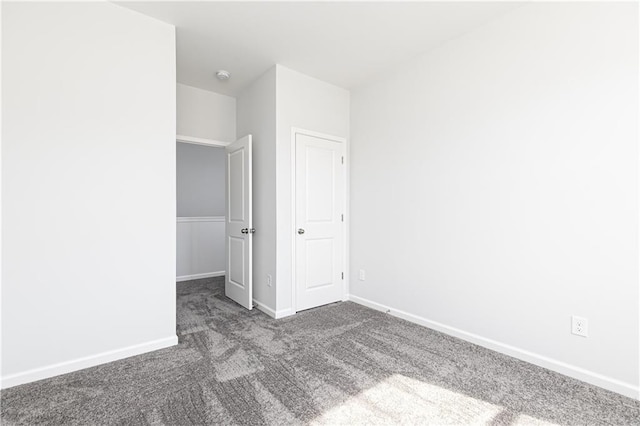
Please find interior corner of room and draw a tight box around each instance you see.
[2,0,639,414]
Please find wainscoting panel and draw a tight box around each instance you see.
[177,217,225,281]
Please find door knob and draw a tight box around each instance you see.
[297,228,305,235]
[241,228,249,234]
[249,228,256,234]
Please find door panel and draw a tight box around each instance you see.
[305,146,335,222]
[228,236,245,288]
[225,135,252,310]
[228,150,245,222]
[295,132,345,312]
[305,238,334,289]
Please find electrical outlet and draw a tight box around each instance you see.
[266,274,272,287]
[358,269,366,281]
[571,316,588,337]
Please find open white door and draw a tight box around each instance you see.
[225,135,253,310]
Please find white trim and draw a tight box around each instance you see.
[252,300,294,319]
[344,128,350,303]
[348,295,640,400]
[291,129,297,313]
[177,216,225,223]
[253,299,296,319]
[253,300,276,318]
[0,335,178,389]
[291,128,348,314]
[291,128,347,144]
[176,271,225,282]
[637,0,640,398]
[275,308,295,319]
[176,134,230,147]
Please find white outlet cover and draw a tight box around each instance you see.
[571,315,588,337]
[358,269,366,281]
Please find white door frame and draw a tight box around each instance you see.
[291,127,349,313]
[175,135,230,281]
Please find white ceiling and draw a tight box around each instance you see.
[116,2,523,97]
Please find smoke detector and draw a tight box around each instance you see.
[215,70,231,81]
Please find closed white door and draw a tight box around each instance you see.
[295,132,345,311]
[225,135,253,310]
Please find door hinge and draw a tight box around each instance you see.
[341,156,344,164]
[341,272,344,280]
[341,214,344,222]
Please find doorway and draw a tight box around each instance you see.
[176,135,254,313]
[176,140,227,282]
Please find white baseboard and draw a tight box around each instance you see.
[275,308,295,319]
[252,300,295,319]
[253,300,277,318]
[176,271,225,282]
[0,335,178,389]
[348,295,639,401]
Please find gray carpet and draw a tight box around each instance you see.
[2,277,639,425]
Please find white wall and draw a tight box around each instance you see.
[177,218,225,280]
[177,83,236,142]
[275,65,350,316]
[175,86,231,283]
[236,67,277,312]
[350,3,639,398]
[176,143,226,217]
[1,2,177,387]
[235,65,349,317]
[176,143,226,281]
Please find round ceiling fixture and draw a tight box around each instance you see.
[215,70,231,81]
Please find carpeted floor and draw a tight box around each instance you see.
[2,277,639,425]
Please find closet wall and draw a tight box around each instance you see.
[176,84,236,281]
[236,65,349,317]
